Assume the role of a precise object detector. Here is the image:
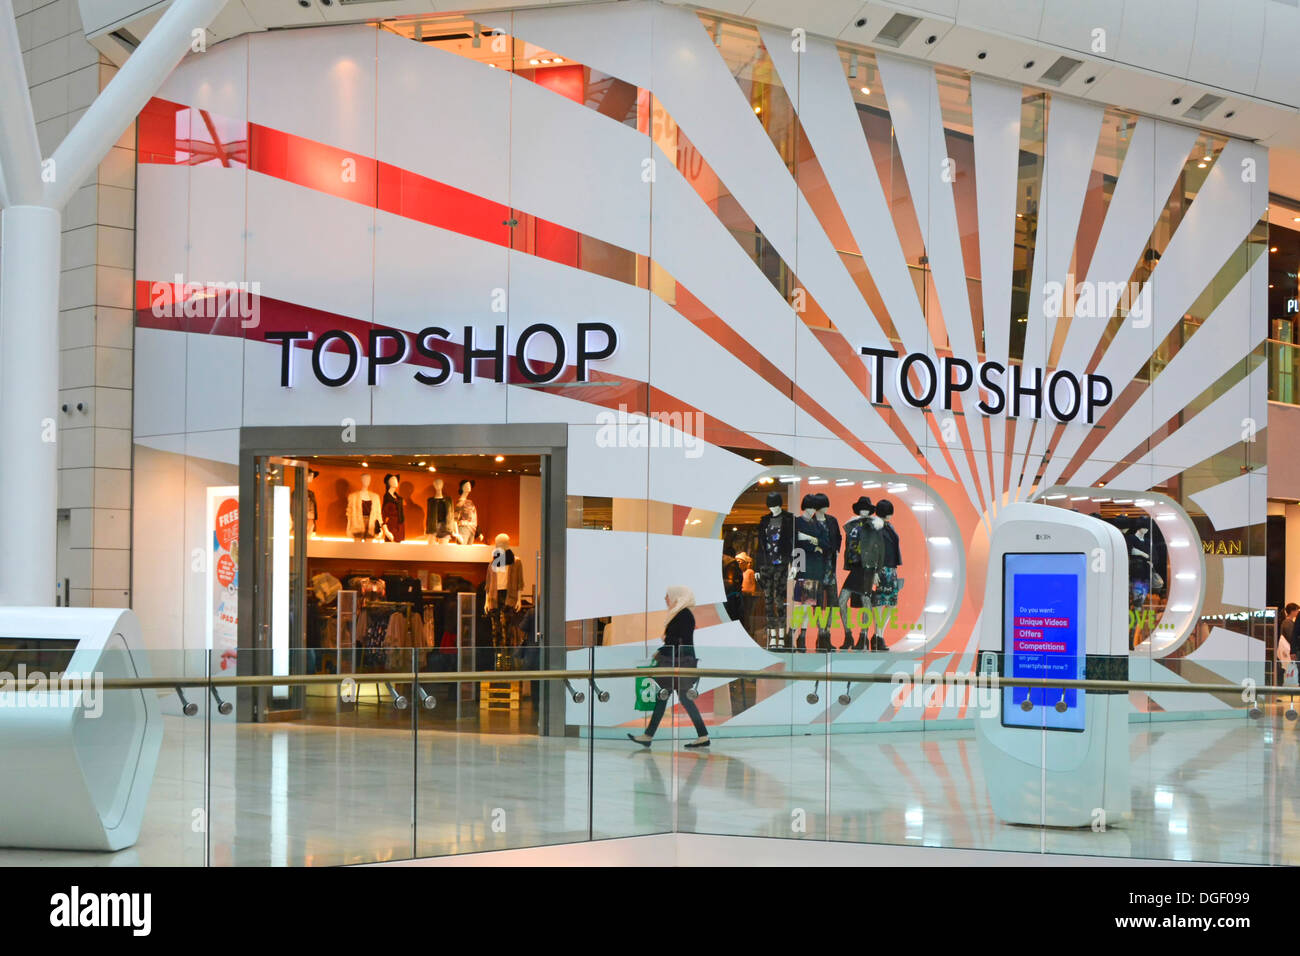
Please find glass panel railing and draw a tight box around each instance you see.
[5,648,1297,865]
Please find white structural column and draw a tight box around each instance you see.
[0,0,227,606]
[0,206,61,605]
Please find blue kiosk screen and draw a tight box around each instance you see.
[1002,552,1087,732]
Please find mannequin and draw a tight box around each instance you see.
[1126,518,1167,604]
[484,532,524,647]
[813,493,841,652]
[793,493,829,653]
[380,473,406,542]
[346,472,382,539]
[453,479,478,545]
[756,491,795,650]
[306,469,319,536]
[868,499,901,651]
[838,496,882,651]
[425,477,452,541]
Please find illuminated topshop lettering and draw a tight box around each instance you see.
[860,347,1113,423]
[264,322,618,388]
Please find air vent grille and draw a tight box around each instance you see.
[874,13,921,48]
[1183,93,1225,121]
[1039,55,1082,86]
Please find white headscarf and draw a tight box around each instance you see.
[664,585,696,623]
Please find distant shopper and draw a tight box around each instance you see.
[1280,603,1299,687]
[628,586,710,749]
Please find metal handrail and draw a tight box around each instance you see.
[7,667,1289,697]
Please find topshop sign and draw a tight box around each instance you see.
[860,347,1114,423]
[264,322,619,388]
[261,326,1113,424]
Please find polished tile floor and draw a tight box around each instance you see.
[3,708,1297,866]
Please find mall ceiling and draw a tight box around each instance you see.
[77,0,1300,197]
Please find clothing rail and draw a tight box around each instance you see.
[10,667,1292,697]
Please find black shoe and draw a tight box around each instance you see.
[872,635,888,652]
[684,736,710,748]
[627,733,652,748]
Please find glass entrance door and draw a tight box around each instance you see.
[250,456,308,718]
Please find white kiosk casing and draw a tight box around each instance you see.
[0,608,162,850]
[975,504,1130,827]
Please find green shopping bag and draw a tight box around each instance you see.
[634,661,659,712]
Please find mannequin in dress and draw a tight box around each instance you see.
[813,493,841,652]
[838,496,881,651]
[756,491,795,650]
[425,477,452,541]
[485,532,525,646]
[792,493,828,653]
[453,479,478,545]
[346,472,382,539]
[868,499,902,651]
[380,473,406,543]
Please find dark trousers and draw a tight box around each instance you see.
[645,677,708,738]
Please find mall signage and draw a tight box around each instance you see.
[860,347,1114,423]
[264,322,619,388]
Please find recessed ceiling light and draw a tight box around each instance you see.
[553,57,563,63]
[494,455,505,462]
[417,461,426,466]
[529,58,539,65]
[1271,247,1278,253]
[361,462,369,467]
[1196,162,1206,169]
[753,105,761,114]
[859,86,871,95]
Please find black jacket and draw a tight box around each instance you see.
[881,523,901,569]
[657,608,696,664]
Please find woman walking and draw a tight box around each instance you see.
[628,586,710,749]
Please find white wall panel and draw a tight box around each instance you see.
[248,25,376,157]
[186,165,246,286]
[134,164,189,286]
[1111,0,1197,79]
[375,30,510,205]
[155,34,248,121]
[1189,470,1266,532]
[133,327,187,437]
[509,76,651,256]
[566,528,648,619]
[245,173,374,323]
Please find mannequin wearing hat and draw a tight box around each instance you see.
[485,533,525,647]
[793,493,830,653]
[813,493,841,653]
[453,479,478,545]
[867,498,902,651]
[380,473,406,542]
[756,491,795,649]
[839,496,884,651]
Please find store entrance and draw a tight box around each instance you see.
[237,425,567,736]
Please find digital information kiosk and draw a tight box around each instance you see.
[0,608,161,851]
[975,504,1130,827]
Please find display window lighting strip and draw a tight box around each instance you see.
[1044,493,1068,500]
[1069,495,1090,501]
[1156,513,1177,521]
[931,570,953,579]
[924,605,947,614]
[1175,572,1197,580]
[1134,499,1156,507]
[927,536,951,545]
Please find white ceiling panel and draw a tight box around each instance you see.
[1112,0,1198,79]
[1254,0,1300,106]
[1035,0,1125,59]
[1189,0,1266,97]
